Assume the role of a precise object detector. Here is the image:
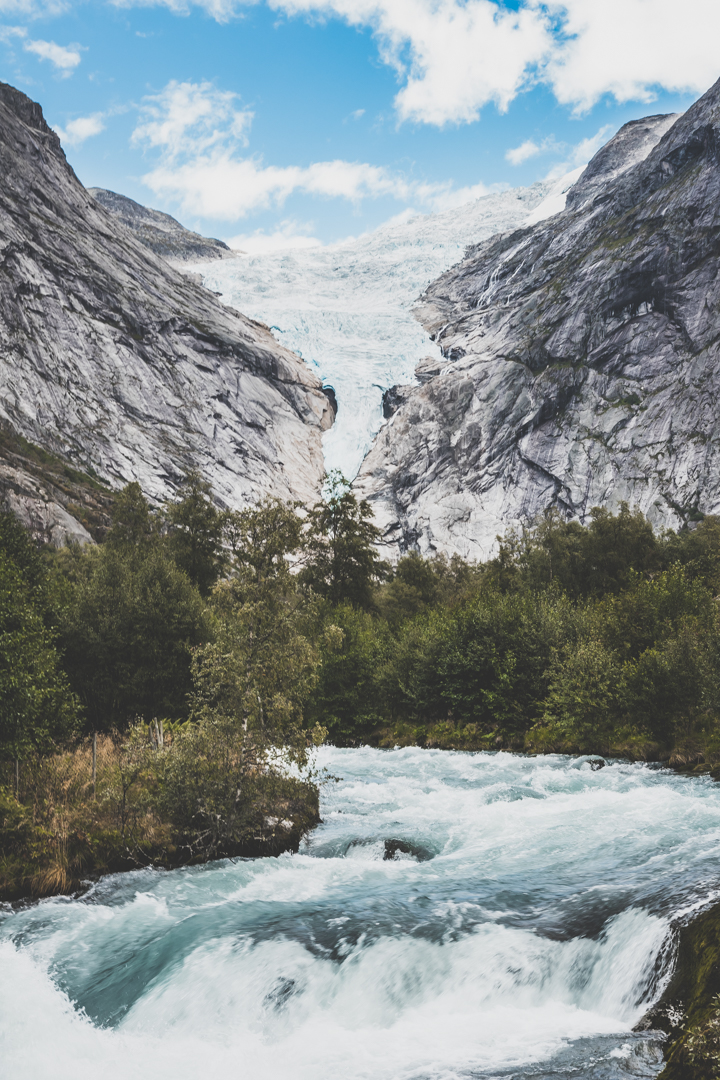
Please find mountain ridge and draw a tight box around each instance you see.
[0,81,333,532]
[354,80,720,558]
[88,187,235,265]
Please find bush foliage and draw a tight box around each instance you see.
[6,471,720,899]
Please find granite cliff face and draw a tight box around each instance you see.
[356,85,720,559]
[0,82,332,527]
[88,188,235,266]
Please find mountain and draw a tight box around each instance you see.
[0,81,332,539]
[88,188,235,265]
[353,93,720,559]
[195,177,563,480]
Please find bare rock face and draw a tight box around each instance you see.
[0,82,332,515]
[88,188,235,266]
[356,82,720,559]
[0,462,94,547]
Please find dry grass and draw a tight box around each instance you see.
[1,724,320,902]
[0,734,170,901]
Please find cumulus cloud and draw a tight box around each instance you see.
[275,0,551,125]
[134,78,486,219]
[118,0,720,125]
[225,220,323,254]
[141,153,415,218]
[0,23,83,75]
[132,79,253,160]
[54,113,105,146]
[544,0,720,113]
[23,36,82,73]
[27,39,80,71]
[506,139,542,165]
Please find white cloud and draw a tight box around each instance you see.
[0,0,68,15]
[566,124,614,166]
[351,108,365,119]
[141,153,414,218]
[116,0,720,126]
[54,113,105,147]
[544,0,720,113]
[0,23,26,39]
[506,128,607,170]
[225,220,323,253]
[24,36,82,74]
[274,0,551,125]
[506,139,541,165]
[134,78,487,219]
[111,0,247,21]
[132,79,253,160]
[541,124,614,180]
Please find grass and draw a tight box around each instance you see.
[0,727,320,903]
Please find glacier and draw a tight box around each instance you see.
[195,178,568,482]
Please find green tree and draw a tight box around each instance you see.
[165,470,226,595]
[582,503,661,595]
[301,471,387,609]
[664,516,720,595]
[0,551,78,761]
[0,507,47,596]
[105,481,154,557]
[600,565,713,664]
[540,636,621,751]
[225,497,303,582]
[56,543,208,732]
[380,589,571,742]
[620,624,711,746]
[193,498,320,750]
[375,552,479,628]
[164,499,324,855]
[308,603,391,743]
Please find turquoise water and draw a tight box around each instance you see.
[3,747,720,1079]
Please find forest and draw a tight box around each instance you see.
[3,468,720,899]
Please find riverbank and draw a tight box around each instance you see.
[4,736,719,905]
[0,733,320,903]
[376,719,720,775]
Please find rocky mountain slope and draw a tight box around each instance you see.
[356,90,720,559]
[0,427,113,546]
[89,188,235,265]
[0,81,332,534]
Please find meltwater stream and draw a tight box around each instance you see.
[3,747,720,1080]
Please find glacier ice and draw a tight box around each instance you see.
[196,178,566,481]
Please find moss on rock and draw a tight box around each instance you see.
[637,904,720,1078]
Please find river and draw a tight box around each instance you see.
[3,747,720,1079]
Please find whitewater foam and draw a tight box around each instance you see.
[3,747,717,1079]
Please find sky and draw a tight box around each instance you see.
[0,0,717,250]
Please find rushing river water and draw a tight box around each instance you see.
[3,747,720,1080]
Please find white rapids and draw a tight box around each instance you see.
[3,746,720,1079]
[195,178,577,481]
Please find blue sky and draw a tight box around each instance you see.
[0,0,716,249]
